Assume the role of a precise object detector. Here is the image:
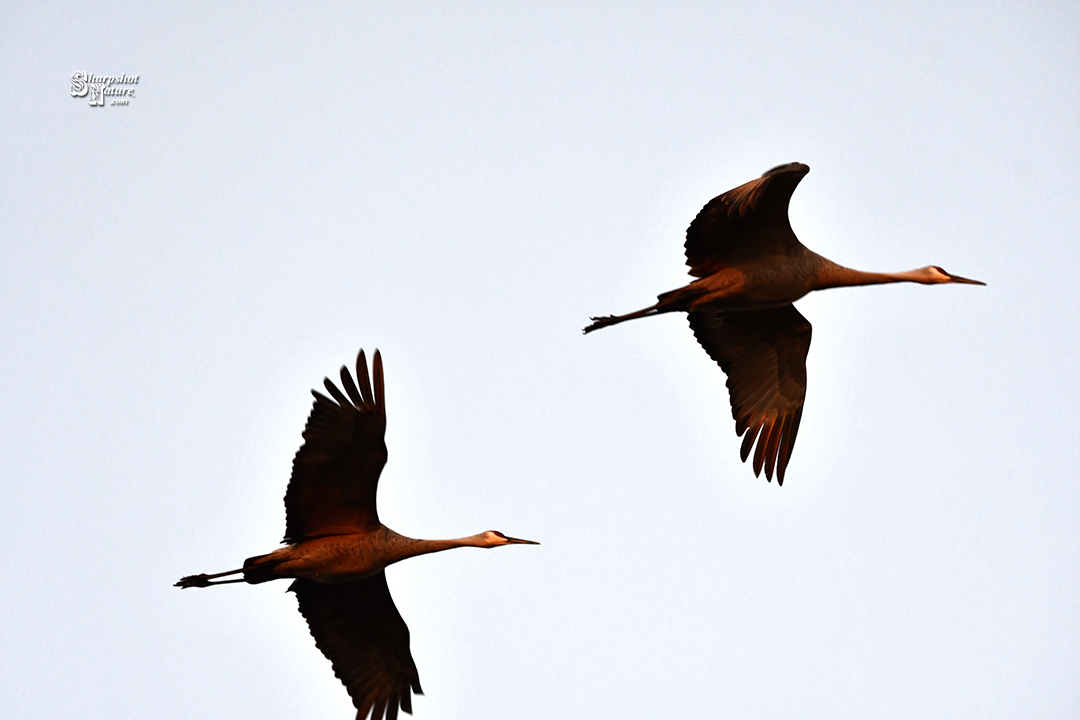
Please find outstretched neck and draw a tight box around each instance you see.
[813,261,932,290]
[390,532,493,563]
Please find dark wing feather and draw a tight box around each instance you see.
[291,574,422,720]
[687,305,812,484]
[283,350,387,543]
[684,163,810,278]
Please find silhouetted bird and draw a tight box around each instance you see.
[177,350,538,720]
[584,163,984,484]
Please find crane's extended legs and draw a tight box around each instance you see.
[583,304,661,333]
[175,568,245,588]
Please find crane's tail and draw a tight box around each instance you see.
[583,304,661,334]
[241,552,289,585]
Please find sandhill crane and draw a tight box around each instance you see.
[176,350,538,720]
[584,162,984,485]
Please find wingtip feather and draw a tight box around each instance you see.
[341,364,365,407]
[323,377,350,407]
[740,423,760,463]
[356,350,375,408]
[373,349,385,418]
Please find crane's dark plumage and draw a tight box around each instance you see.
[283,353,388,542]
[585,163,984,484]
[177,350,537,720]
[687,304,811,481]
[683,162,810,277]
[292,574,421,720]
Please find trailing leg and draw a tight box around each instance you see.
[583,304,662,333]
[175,568,244,588]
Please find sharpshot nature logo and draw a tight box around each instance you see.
[70,72,139,107]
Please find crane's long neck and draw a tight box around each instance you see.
[389,532,492,563]
[813,260,930,290]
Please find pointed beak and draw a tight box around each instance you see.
[947,273,986,286]
[503,535,540,545]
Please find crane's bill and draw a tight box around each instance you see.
[502,535,540,545]
[946,273,986,285]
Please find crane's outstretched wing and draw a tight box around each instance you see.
[291,574,422,720]
[283,350,387,543]
[683,163,810,278]
[687,305,812,485]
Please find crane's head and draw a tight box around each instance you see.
[920,266,986,285]
[475,530,540,548]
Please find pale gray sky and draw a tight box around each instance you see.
[2,2,1078,718]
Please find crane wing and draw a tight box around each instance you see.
[683,163,810,278]
[291,574,422,720]
[687,304,812,485]
[283,350,388,543]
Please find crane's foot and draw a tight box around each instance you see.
[175,568,245,588]
[583,305,661,334]
[583,315,622,333]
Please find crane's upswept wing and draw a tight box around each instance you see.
[291,574,422,720]
[687,305,811,485]
[683,163,810,278]
[283,350,387,543]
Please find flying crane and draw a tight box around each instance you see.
[177,350,538,720]
[584,163,985,484]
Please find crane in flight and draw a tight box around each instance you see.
[584,162,984,484]
[176,349,538,720]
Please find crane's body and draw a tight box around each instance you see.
[176,350,537,720]
[585,162,984,484]
[180,527,528,587]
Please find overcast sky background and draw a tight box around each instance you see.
[2,2,1078,719]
